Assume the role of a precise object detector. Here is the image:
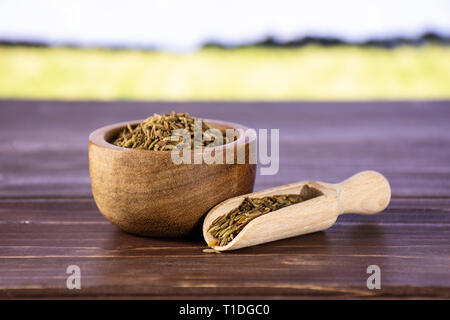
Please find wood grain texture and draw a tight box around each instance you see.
[0,99,449,299]
[89,119,255,237]
[1,100,449,198]
[0,198,449,298]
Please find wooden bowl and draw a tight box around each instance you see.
[88,119,256,237]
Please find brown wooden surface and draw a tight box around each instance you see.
[0,99,449,299]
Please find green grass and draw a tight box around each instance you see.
[1,45,450,100]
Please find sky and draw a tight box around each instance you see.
[0,0,449,51]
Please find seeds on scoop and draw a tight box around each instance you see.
[207,185,323,248]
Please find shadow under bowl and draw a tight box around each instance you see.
[88,118,256,237]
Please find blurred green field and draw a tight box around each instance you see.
[1,45,449,100]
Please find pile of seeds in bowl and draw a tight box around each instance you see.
[205,184,323,250]
[112,111,233,151]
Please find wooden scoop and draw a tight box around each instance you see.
[203,171,391,251]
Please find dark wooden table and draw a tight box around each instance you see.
[1,100,449,299]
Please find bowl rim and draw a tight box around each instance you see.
[89,118,254,154]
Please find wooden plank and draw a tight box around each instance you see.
[1,99,449,299]
[1,100,449,197]
[0,198,449,298]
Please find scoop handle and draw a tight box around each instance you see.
[336,171,391,215]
